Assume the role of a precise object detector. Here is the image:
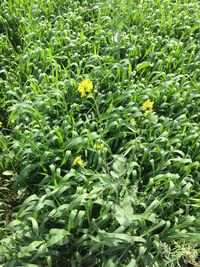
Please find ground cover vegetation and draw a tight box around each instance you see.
[0,0,200,266]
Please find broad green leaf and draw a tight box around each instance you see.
[136,61,151,71]
[2,170,14,176]
[66,137,83,149]
[46,229,69,247]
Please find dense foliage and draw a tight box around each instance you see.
[0,0,200,266]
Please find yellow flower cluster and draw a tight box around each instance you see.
[97,143,105,152]
[78,79,97,98]
[130,118,136,126]
[142,99,154,116]
[73,156,84,166]
[0,122,2,128]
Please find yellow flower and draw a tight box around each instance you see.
[97,143,105,151]
[0,122,2,128]
[78,79,96,98]
[142,99,154,115]
[142,99,154,111]
[144,110,151,116]
[73,156,84,166]
[87,93,94,99]
[130,118,136,126]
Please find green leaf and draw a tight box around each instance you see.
[21,241,44,253]
[27,217,39,234]
[114,198,134,226]
[98,232,146,245]
[66,137,83,149]
[126,258,137,267]
[46,229,69,247]
[136,61,151,71]
[2,170,14,176]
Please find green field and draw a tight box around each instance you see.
[0,0,200,266]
